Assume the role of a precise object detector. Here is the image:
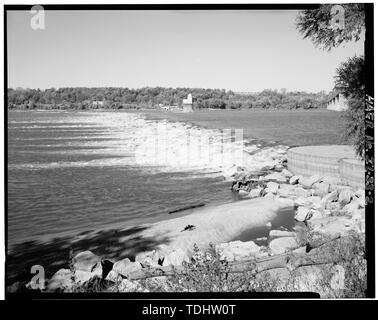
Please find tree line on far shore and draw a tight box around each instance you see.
[7,87,328,110]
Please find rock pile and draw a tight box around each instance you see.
[44,248,191,292]
[232,163,365,237]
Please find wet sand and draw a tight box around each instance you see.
[124,197,295,255]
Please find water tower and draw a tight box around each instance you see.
[182,93,193,112]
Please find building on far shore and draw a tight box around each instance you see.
[158,104,179,111]
[92,100,105,107]
[182,93,193,112]
[327,89,348,111]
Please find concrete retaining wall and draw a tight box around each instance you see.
[339,158,365,188]
[287,145,364,188]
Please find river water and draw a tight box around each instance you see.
[8,110,254,247]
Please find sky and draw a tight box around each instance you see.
[7,9,364,93]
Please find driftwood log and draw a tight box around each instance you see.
[169,203,205,214]
[127,234,341,280]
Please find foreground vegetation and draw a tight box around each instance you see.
[7,87,328,110]
[67,232,366,297]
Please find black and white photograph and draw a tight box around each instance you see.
[2,2,374,302]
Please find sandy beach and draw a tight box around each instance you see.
[120,197,295,256]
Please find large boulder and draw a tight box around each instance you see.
[326,201,341,212]
[313,182,330,197]
[281,169,293,178]
[48,254,105,291]
[72,251,101,272]
[112,258,142,278]
[264,192,276,199]
[293,196,308,207]
[47,269,74,292]
[289,175,301,185]
[269,230,296,239]
[264,172,287,183]
[135,250,161,268]
[295,206,322,222]
[265,181,279,194]
[246,168,269,179]
[216,240,261,262]
[162,248,190,267]
[105,270,122,283]
[343,198,364,215]
[277,197,295,207]
[74,263,102,285]
[338,188,355,206]
[305,196,323,210]
[306,209,323,221]
[321,190,339,207]
[238,189,250,197]
[277,184,295,198]
[249,187,263,198]
[295,207,312,222]
[269,237,298,254]
[274,164,284,171]
[307,216,353,237]
[292,186,310,198]
[299,175,323,189]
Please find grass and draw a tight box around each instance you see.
[142,109,346,147]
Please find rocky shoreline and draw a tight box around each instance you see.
[9,146,366,296]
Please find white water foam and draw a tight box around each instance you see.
[9,112,288,177]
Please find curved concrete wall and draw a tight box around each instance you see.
[287,145,364,188]
[339,158,365,188]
